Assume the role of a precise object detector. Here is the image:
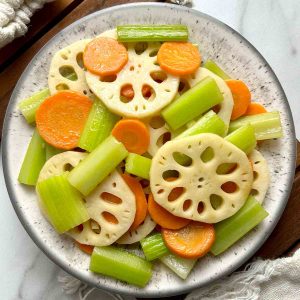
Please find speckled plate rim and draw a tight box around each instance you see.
[2,2,296,298]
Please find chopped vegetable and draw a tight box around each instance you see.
[162,77,224,130]
[117,25,188,42]
[245,102,267,116]
[36,91,92,150]
[160,253,197,280]
[140,233,169,261]
[122,174,147,230]
[45,143,63,160]
[203,59,231,80]
[162,222,215,259]
[78,97,120,152]
[148,194,190,230]
[211,196,268,256]
[112,119,150,155]
[36,173,89,233]
[90,246,152,287]
[226,79,251,120]
[83,37,128,76]
[157,42,200,76]
[229,111,283,140]
[68,136,128,196]
[76,242,94,255]
[125,153,151,180]
[18,129,46,186]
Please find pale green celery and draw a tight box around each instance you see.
[45,143,63,160]
[18,129,46,185]
[175,110,226,140]
[117,25,188,42]
[68,136,128,196]
[140,233,169,261]
[160,254,197,280]
[125,153,151,180]
[36,173,89,233]
[162,77,223,130]
[229,111,283,140]
[18,88,50,124]
[203,59,231,80]
[90,246,152,287]
[211,196,268,256]
[78,98,120,152]
[225,124,256,155]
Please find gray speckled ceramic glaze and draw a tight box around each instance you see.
[2,3,296,298]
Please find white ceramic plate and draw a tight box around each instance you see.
[2,3,296,298]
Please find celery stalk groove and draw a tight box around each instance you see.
[140,233,169,261]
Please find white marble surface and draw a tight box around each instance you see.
[0,1,299,299]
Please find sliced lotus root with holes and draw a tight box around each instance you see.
[68,170,136,246]
[85,39,179,118]
[185,67,233,133]
[117,214,156,244]
[150,133,253,223]
[248,149,270,204]
[38,151,87,182]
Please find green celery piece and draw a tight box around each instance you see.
[78,98,120,152]
[18,88,50,124]
[162,77,224,130]
[125,153,151,180]
[68,136,128,196]
[203,59,231,80]
[45,143,63,160]
[211,196,268,256]
[175,110,227,140]
[36,173,89,233]
[140,233,169,261]
[18,129,46,185]
[160,253,197,280]
[117,25,188,42]
[229,111,283,140]
[90,246,152,287]
[225,124,256,155]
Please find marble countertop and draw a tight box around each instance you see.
[0,1,299,299]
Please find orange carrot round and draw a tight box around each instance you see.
[162,221,215,259]
[83,37,128,76]
[226,79,251,120]
[122,173,148,230]
[75,242,94,255]
[245,102,267,116]
[36,91,92,150]
[148,193,190,230]
[112,119,150,155]
[157,42,201,76]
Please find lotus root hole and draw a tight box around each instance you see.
[200,147,215,162]
[120,84,134,103]
[59,66,78,81]
[63,163,74,172]
[197,202,204,214]
[173,152,193,167]
[149,116,165,129]
[150,71,167,83]
[217,163,238,175]
[183,199,192,211]
[90,219,101,234]
[100,192,122,204]
[210,194,223,210]
[168,187,185,202]
[134,42,148,55]
[221,181,238,193]
[102,212,119,224]
[253,171,259,180]
[156,132,171,147]
[76,52,84,69]
[56,83,69,91]
[212,104,221,113]
[251,189,259,196]
[162,170,179,181]
[142,85,156,101]
[149,49,158,57]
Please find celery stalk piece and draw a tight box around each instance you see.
[125,153,151,180]
[229,111,283,140]
[117,25,188,42]
[211,196,268,256]
[160,254,197,280]
[18,88,50,124]
[140,233,169,261]
[162,77,224,130]
[90,246,152,287]
[36,173,89,233]
[225,124,256,155]
[78,98,120,152]
[18,129,46,185]
[45,143,63,160]
[203,59,231,80]
[175,110,227,140]
[68,136,128,196]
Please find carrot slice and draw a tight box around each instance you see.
[121,85,151,100]
[122,173,148,230]
[226,79,251,120]
[112,119,150,155]
[157,42,201,76]
[36,91,92,150]
[83,37,128,76]
[162,221,215,259]
[148,193,190,230]
[75,242,94,255]
[245,102,267,116]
